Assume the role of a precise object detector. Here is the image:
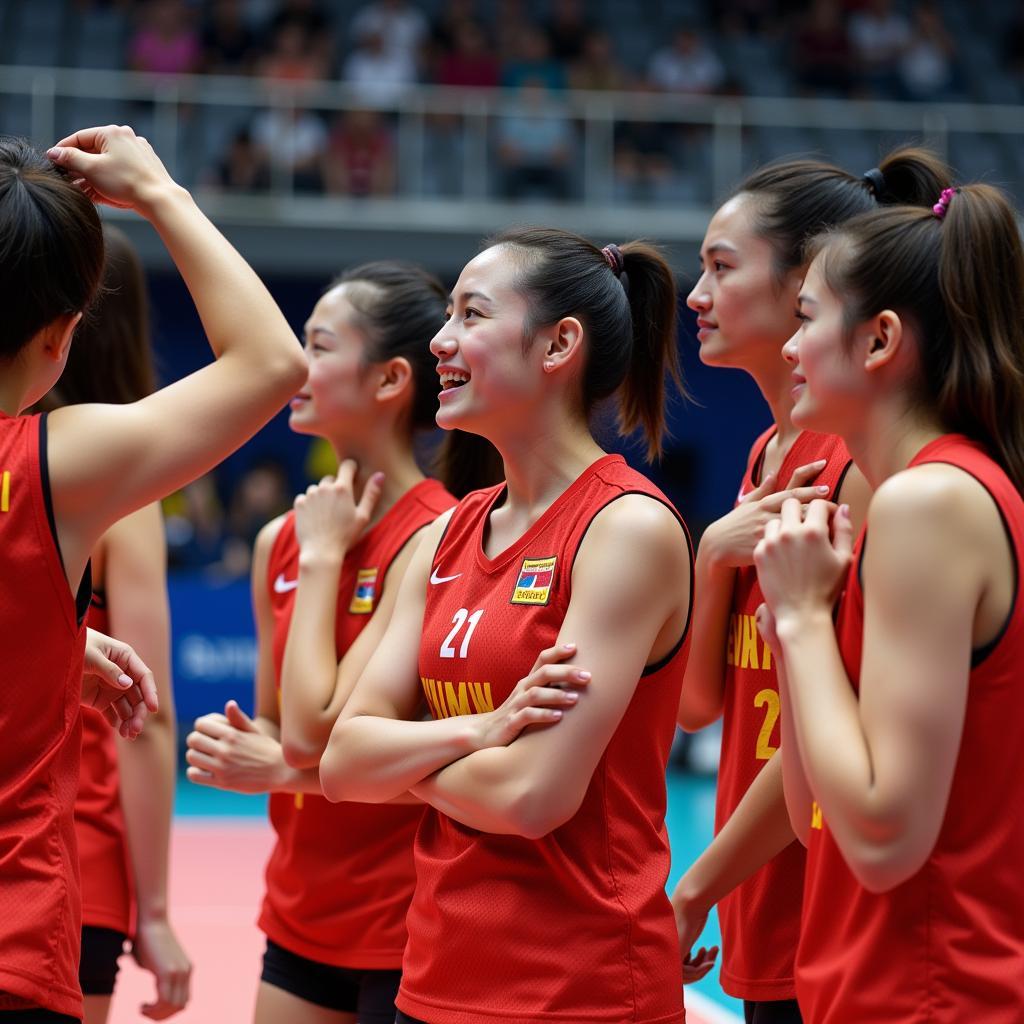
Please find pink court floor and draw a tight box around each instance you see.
[108,820,740,1024]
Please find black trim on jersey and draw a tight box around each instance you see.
[90,587,108,611]
[833,458,854,500]
[855,460,1019,669]
[749,428,778,489]
[39,414,92,626]
[568,490,695,677]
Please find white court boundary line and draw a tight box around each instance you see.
[686,990,744,1024]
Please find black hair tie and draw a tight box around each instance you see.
[862,167,886,200]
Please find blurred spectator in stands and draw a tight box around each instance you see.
[219,459,292,577]
[351,0,430,75]
[164,476,226,571]
[502,25,567,90]
[849,0,910,97]
[435,19,500,89]
[324,109,396,196]
[210,128,272,192]
[128,0,201,75]
[613,126,674,203]
[570,29,631,91]
[343,27,419,106]
[494,0,529,63]
[1005,8,1024,80]
[647,26,725,95]
[251,105,327,192]
[201,0,257,75]
[497,78,573,200]
[792,0,855,97]
[264,0,330,48]
[431,0,480,53]
[545,0,592,63]
[257,21,330,83]
[713,0,785,38]
[898,1,957,100]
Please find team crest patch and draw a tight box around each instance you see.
[349,568,378,614]
[511,556,557,606]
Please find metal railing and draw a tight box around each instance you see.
[2,64,1023,237]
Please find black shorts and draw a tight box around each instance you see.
[79,926,126,997]
[744,999,803,1024]
[394,1014,427,1024]
[0,1012,80,1023]
[261,940,401,1022]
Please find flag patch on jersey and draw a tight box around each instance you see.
[349,567,378,614]
[511,556,557,606]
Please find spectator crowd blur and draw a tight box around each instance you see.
[82,0,978,205]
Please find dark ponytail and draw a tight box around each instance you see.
[37,225,156,411]
[489,227,681,461]
[732,145,949,284]
[0,136,104,361]
[815,151,1024,493]
[332,261,502,497]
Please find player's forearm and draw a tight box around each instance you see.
[116,713,176,919]
[321,714,480,804]
[674,752,794,914]
[777,612,875,829]
[279,553,346,766]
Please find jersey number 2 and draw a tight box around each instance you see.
[754,688,780,761]
[440,608,485,659]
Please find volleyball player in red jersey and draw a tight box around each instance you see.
[754,152,1024,1023]
[321,229,700,1024]
[35,226,190,1023]
[671,158,897,1023]
[0,127,305,1022]
[185,262,498,1024]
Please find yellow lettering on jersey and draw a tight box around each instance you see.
[0,470,9,512]
[421,677,442,718]
[295,793,304,810]
[811,801,823,830]
[421,677,493,719]
[468,681,494,713]
[740,613,760,670]
[726,613,772,671]
[444,680,472,718]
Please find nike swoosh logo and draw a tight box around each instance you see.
[430,568,462,585]
[274,573,299,594]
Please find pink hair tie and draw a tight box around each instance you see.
[601,243,624,277]
[933,188,956,219]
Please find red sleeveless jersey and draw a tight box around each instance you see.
[259,479,454,968]
[75,593,134,936]
[397,455,693,1024]
[715,429,852,1000]
[797,435,1024,1023]
[0,413,88,1019]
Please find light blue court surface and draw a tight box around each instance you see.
[175,769,742,1018]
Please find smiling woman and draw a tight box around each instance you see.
[319,227,698,1024]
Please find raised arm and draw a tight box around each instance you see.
[755,476,988,892]
[277,466,394,768]
[104,504,191,1019]
[45,127,306,588]
[410,495,692,837]
[678,459,830,730]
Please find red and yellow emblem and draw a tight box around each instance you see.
[511,556,557,606]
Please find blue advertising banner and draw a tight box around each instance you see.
[169,573,258,727]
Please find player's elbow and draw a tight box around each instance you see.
[504,781,583,839]
[281,735,322,771]
[846,837,929,894]
[677,700,722,733]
